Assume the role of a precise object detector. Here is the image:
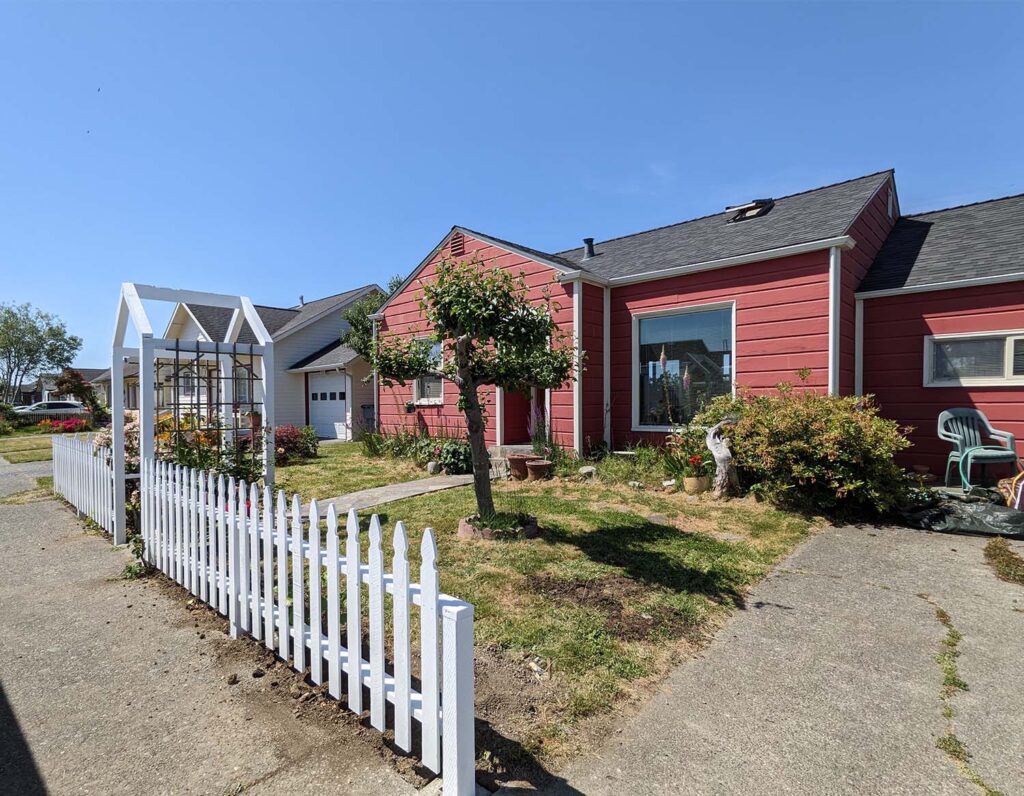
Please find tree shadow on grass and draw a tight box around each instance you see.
[542,518,750,610]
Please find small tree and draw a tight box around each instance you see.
[340,275,404,360]
[55,368,104,414]
[372,258,577,518]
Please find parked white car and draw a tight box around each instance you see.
[14,400,89,416]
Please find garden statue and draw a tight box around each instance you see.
[706,419,740,499]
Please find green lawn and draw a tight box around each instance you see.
[273,441,427,500]
[360,478,817,769]
[0,434,54,463]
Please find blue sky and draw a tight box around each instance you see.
[2,2,1022,368]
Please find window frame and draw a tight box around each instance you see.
[412,338,445,406]
[923,328,1024,387]
[631,300,737,432]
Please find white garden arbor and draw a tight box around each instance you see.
[110,283,275,543]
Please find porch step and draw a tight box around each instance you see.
[488,444,535,459]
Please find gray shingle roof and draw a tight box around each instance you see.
[858,194,1024,293]
[288,340,360,371]
[184,285,381,344]
[554,171,892,280]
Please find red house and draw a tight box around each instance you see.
[373,170,1023,479]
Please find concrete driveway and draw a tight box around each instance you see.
[553,524,1024,795]
[0,473,420,795]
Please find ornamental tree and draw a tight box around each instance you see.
[372,257,578,518]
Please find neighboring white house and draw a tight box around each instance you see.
[93,284,380,440]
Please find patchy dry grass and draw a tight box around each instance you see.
[273,442,427,500]
[0,434,54,463]
[363,477,816,770]
[0,475,54,505]
[983,537,1024,586]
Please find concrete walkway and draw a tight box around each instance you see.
[0,492,420,794]
[314,473,474,517]
[552,524,1024,795]
[0,459,52,497]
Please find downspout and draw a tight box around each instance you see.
[603,285,611,450]
[828,246,842,396]
[572,280,583,456]
[371,316,379,431]
[854,298,864,396]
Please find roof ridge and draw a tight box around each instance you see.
[554,169,894,254]
[900,191,1024,220]
[286,283,380,310]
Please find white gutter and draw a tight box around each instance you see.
[854,298,864,396]
[558,235,855,288]
[828,246,842,396]
[855,270,1024,299]
[572,280,583,456]
[602,285,611,450]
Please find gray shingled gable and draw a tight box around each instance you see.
[288,339,360,371]
[858,194,1024,293]
[184,284,381,344]
[554,171,892,280]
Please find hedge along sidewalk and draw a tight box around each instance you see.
[305,473,474,518]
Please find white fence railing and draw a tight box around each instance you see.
[52,435,115,534]
[139,457,475,795]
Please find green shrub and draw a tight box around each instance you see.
[438,439,472,474]
[693,383,913,515]
[362,431,386,458]
[0,419,11,436]
[274,424,320,465]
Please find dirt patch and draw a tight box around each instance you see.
[529,573,697,643]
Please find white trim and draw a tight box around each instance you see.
[495,387,504,448]
[572,280,583,455]
[630,300,736,432]
[272,284,380,342]
[854,298,864,396]
[602,286,611,449]
[923,328,1024,388]
[569,235,854,288]
[828,246,842,395]
[856,271,1024,299]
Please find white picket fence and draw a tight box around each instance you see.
[139,457,475,795]
[52,435,116,534]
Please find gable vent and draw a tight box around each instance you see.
[726,198,774,223]
[450,231,466,257]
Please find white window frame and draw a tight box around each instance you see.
[923,328,1024,387]
[412,338,445,406]
[631,300,737,432]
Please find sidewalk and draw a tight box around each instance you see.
[312,473,474,517]
[0,495,420,795]
[550,524,1024,795]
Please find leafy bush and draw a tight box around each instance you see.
[665,426,713,479]
[0,420,11,436]
[693,384,913,515]
[274,424,320,465]
[437,439,472,474]
[0,403,15,423]
[362,430,386,458]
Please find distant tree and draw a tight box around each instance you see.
[340,275,403,359]
[372,258,577,518]
[54,368,105,418]
[0,303,82,404]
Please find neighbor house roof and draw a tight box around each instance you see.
[90,365,139,384]
[858,194,1024,294]
[183,284,381,344]
[69,368,108,383]
[555,170,892,280]
[287,340,360,372]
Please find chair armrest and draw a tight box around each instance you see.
[988,429,1017,451]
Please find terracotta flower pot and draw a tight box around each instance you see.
[683,476,710,495]
[507,453,533,481]
[526,459,553,481]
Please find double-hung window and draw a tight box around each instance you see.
[633,302,734,429]
[414,340,444,405]
[924,330,1024,387]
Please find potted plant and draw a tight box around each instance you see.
[507,453,533,481]
[525,459,553,480]
[665,426,712,495]
[681,454,711,495]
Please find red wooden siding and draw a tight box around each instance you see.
[377,232,575,448]
[862,283,1024,476]
[840,178,896,394]
[580,282,606,451]
[610,250,831,446]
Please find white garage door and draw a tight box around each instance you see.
[309,372,348,440]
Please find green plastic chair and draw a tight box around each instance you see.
[937,408,1019,488]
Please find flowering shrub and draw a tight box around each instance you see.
[274,424,319,465]
[665,426,712,478]
[39,417,90,434]
[693,383,913,515]
[437,439,472,474]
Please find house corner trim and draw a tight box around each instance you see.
[828,246,842,395]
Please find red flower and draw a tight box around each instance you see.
[688,455,702,466]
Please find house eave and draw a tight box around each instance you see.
[855,270,1024,299]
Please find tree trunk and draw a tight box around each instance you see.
[455,338,495,518]
[706,420,740,499]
